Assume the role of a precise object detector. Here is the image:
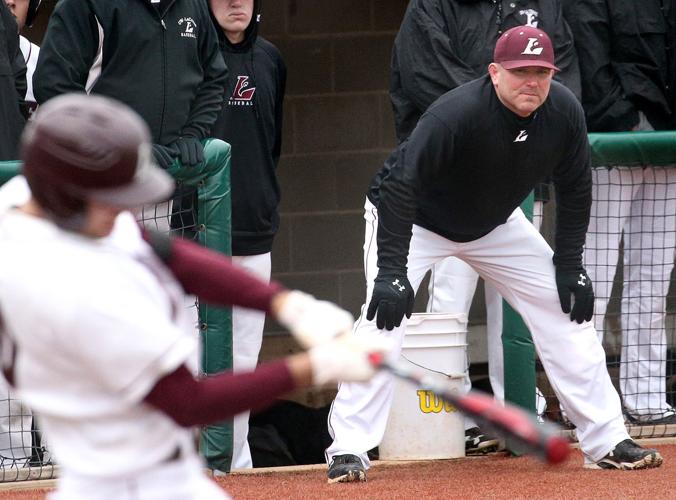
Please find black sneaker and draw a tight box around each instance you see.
[465,427,499,455]
[327,454,366,484]
[585,439,663,470]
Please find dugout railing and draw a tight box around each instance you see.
[0,138,235,481]
[532,131,676,440]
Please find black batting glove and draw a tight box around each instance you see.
[555,267,594,324]
[366,273,415,330]
[152,144,176,170]
[174,137,204,167]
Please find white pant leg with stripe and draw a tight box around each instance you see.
[326,199,629,467]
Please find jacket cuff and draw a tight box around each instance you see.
[180,127,203,139]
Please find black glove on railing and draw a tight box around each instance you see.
[152,144,176,170]
[366,273,414,330]
[174,137,204,167]
[555,267,594,324]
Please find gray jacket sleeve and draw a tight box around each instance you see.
[564,0,638,131]
[0,2,26,159]
[548,1,581,100]
[394,0,477,115]
[33,0,99,104]
[180,7,228,140]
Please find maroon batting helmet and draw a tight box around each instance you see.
[21,93,174,228]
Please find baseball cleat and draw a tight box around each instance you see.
[584,439,663,470]
[327,454,366,483]
[465,427,499,455]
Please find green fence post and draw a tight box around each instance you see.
[197,140,233,473]
[169,139,233,472]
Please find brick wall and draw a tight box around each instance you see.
[259,0,411,337]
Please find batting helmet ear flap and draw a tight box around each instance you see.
[25,0,42,28]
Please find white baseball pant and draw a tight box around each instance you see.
[50,455,228,500]
[230,253,271,469]
[0,383,32,465]
[326,199,629,466]
[584,166,676,419]
[426,200,547,427]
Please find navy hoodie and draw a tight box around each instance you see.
[210,0,286,255]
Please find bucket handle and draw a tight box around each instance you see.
[401,354,468,380]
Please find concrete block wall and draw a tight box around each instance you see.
[259,0,413,339]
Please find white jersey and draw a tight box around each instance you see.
[19,36,39,116]
[0,175,30,211]
[0,179,198,478]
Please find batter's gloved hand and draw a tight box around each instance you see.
[366,273,414,330]
[308,333,393,385]
[555,267,594,324]
[174,136,204,167]
[276,290,354,348]
[152,144,176,170]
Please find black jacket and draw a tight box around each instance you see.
[0,1,25,160]
[34,0,227,145]
[209,0,286,255]
[390,0,581,143]
[565,0,676,131]
[371,77,591,273]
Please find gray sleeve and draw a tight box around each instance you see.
[549,1,582,100]
[33,0,99,104]
[394,0,477,114]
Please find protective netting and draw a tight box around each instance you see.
[539,166,676,438]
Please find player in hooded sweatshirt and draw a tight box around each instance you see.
[209,0,286,469]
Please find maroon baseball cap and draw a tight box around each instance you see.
[493,25,560,72]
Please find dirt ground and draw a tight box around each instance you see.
[0,442,674,499]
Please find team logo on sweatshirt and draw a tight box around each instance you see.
[178,17,197,39]
[228,76,256,106]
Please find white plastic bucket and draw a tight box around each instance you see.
[379,312,468,460]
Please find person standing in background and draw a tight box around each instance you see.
[33,0,227,172]
[5,0,40,115]
[389,0,581,452]
[0,0,29,467]
[565,0,676,424]
[208,0,286,469]
[0,0,25,160]
[326,27,663,483]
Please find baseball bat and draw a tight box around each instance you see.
[369,354,570,465]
